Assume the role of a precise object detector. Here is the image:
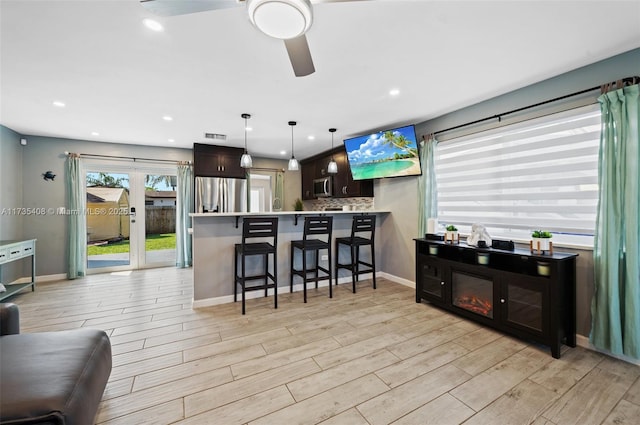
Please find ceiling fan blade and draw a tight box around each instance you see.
[284,35,315,77]
[140,0,241,16]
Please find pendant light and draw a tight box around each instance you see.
[327,128,338,174]
[288,121,299,171]
[240,113,253,168]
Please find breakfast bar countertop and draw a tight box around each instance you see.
[190,210,390,217]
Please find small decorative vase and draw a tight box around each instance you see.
[446,230,458,243]
[532,237,551,251]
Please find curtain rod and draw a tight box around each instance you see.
[432,75,639,137]
[64,151,191,165]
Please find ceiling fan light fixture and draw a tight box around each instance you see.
[247,0,312,40]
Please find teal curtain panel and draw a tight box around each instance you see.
[418,136,438,237]
[176,163,193,268]
[590,84,640,359]
[65,154,86,279]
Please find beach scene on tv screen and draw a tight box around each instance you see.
[345,125,422,180]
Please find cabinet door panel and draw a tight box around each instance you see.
[193,152,220,177]
[301,161,316,200]
[500,272,549,337]
[417,255,446,304]
[218,151,246,179]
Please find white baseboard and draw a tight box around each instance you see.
[10,273,67,284]
[576,334,640,366]
[378,272,415,289]
[193,274,380,309]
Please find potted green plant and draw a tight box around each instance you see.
[293,198,304,211]
[531,230,552,251]
[445,225,458,242]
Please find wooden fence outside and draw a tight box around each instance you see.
[146,206,176,234]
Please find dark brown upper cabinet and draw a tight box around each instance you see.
[300,146,373,199]
[193,143,247,179]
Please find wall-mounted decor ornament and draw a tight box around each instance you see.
[42,171,56,181]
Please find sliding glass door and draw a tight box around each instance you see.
[84,162,177,273]
[85,168,135,271]
[142,172,177,267]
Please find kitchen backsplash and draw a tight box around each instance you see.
[304,197,374,211]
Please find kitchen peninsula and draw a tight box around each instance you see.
[190,210,389,308]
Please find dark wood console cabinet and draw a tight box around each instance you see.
[415,239,577,358]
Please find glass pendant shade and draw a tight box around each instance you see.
[327,127,338,174]
[327,158,338,174]
[240,113,252,168]
[240,152,253,168]
[288,120,299,171]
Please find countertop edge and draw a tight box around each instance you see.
[190,210,390,218]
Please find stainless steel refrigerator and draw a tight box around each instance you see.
[195,176,247,213]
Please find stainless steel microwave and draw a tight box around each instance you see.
[313,176,333,197]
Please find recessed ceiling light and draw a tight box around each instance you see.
[91,131,100,136]
[53,101,66,108]
[389,89,400,96]
[143,18,164,32]
[308,135,315,140]
[162,116,173,121]
[280,150,287,155]
[168,139,175,143]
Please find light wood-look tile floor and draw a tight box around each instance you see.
[9,267,640,424]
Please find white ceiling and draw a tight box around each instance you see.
[1,0,639,160]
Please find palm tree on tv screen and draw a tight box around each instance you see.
[382,131,418,158]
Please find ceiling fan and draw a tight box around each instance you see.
[140,0,368,77]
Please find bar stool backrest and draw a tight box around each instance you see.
[242,217,278,246]
[350,215,376,241]
[303,216,333,242]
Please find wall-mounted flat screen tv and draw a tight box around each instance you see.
[343,124,422,180]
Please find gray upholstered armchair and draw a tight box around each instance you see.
[0,303,112,425]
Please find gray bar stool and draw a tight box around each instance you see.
[290,216,333,303]
[234,216,278,315]
[335,215,376,293]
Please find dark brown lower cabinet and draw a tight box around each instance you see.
[415,239,577,358]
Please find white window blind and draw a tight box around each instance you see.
[435,104,600,246]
